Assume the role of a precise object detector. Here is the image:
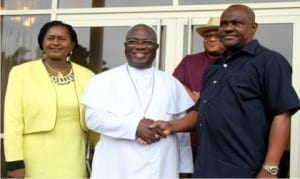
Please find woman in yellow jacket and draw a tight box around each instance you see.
[4,20,98,178]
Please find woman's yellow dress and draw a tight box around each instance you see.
[23,74,87,178]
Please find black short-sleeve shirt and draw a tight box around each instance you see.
[193,40,300,178]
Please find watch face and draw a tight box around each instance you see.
[263,164,279,175]
[270,167,279,175]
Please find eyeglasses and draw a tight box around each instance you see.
[125,39,157,47]
[203,33,220,40]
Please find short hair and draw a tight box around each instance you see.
[223,4,256,23]
[37,20,78,50]
[126,24,157,43]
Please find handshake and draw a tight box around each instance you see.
[135,118,172,145]
[135,111,197,144]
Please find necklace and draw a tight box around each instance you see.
[50,70,74,85]
[44,60,70,77]
[126,65,155,116]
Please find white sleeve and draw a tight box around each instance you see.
[176,132,194,173]
[85,107,141,140]
[174,112,194,173]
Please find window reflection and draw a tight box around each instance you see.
[2,15,49,61]
[58,0,172,8]
[180,0,300,5]
[10,16,36,27]
[1,15,49,120]
[1,0,50,10]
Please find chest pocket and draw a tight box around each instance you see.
[227,73,261,101]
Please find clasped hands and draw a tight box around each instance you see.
[136,118,171,145]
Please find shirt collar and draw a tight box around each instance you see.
[126,63,154,79]
[218,39,260,63]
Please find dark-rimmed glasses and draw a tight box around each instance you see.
[125,39,157,47]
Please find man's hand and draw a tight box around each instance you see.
[136,119,170,145]
[136,118,160,144]
[149,120,172,136]
[7,168,25,178]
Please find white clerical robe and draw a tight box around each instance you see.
[81,64,194,179]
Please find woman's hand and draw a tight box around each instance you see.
[7,168,25,178]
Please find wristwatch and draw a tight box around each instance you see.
[263,164,279,175]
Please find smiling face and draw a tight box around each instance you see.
[202,30,224,58]
[124,25,159,69]
[219,5,257,55]
[42,25,75,61]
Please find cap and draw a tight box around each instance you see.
[196,17,220,37]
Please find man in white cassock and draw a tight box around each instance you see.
[81,24,194,178]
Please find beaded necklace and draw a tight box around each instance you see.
[43,59,74,85]
[49,70,74,85]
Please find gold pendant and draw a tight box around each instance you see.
[57,72,63,77]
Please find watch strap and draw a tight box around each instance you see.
[263,164,279,175]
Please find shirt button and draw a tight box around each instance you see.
[212,80,217,84]
[199,123,202,127]
[223,63,228,68]
[203,100,207,103]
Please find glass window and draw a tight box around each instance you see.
[255,23,293,64]
[72,26,128,74]
[180,0,300,5]
[1,15,49,62]
[59,0,93,8]
[58,0,172,8]
[101,27,128,69]
[1,0,51,10]
[159,26,167,71]
[104,0,172,7]
[1,15,49,118]
[182,25,205,56]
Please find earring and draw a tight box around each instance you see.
[66,51,72,62]
[42,50,47,60]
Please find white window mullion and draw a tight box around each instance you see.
[290,17,300,178]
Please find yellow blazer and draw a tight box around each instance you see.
[4,59,95,161]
